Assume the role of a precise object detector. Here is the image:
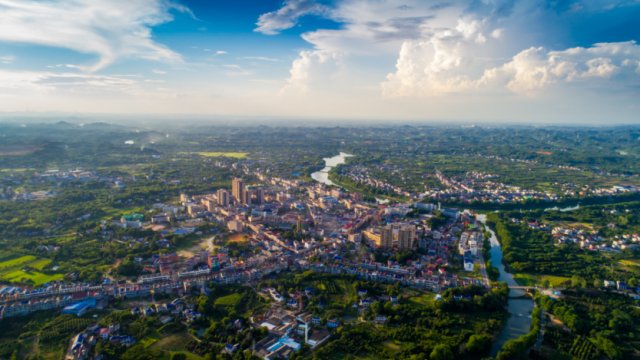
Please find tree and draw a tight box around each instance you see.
[541,279,550,289]
[430,344,454,360]
[465,333,493,355]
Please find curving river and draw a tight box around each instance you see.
[477,214,535,356]
[311,152,353,186]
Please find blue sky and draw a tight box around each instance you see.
[0,0,639,123]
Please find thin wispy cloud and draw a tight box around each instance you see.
[0,0,186,71]
[240,56,279,62]
[0,55,14,64]
[255,0,330,35]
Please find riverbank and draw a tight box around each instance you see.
[477,214,535,356]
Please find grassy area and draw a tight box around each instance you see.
[407,292,435,307]
[0,255,38,270]
[0,255,63,285]
[619,259,640,267]
[194,152,248,159]
[214,293,243,307]
[164,352,204,360]
[513,273,570,287]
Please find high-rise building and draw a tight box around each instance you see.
[217,189,229,207]
[255,188,264,205]
[296,215,303,233]
[398,225,416,250]
[378,224,416,250]
[380,226,393,248]
[232,178,245,204]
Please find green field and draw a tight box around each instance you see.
[214,293,242,306]
[0,255,63,286]
[619,259,640,267]
[194,151,248,159]
[513,273,570,287]
[408,292,436,307]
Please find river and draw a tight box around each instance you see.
[477,214,535,356]
[311,152,353,186]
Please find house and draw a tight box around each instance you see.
[306,329,331,348]
[224,343,239,354]
[374,315,387,324]
[617,281,629,291]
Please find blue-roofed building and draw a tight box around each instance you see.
[62,298,96,317]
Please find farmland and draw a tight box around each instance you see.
[0,255,63,286]
[194,152,248,159]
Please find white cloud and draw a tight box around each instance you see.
[216,50,228,55]
[483,41,640,94]
[0,69,138,94]
[152,69,167,75]
[491,28,504,39]
[0,55,14,64]
[240,56,279,62]
[223,64,252,77]
[0,0,185,71]
[281,50,340,94]
[383,39,640,96]
[267,0,640,101]
[277,0,456,93]
[255,0,329,35]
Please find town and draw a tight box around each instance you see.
[0,165,495,359]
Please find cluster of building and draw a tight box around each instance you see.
[458,231,483,271]
[363,223,417,250]
[253,305,331,359]
[65,323,134,360]
[426,170,557,204]
[551,226,640,252]
[0,168,127,202]
[333,164,413,198]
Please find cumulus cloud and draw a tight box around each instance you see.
[482,41,640,93]
[255,0,330,35]
[383,39,640,96]
[0,0,186,71]
[258,0,639,101]
[281,50,340,94]
[276,0,452,93]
